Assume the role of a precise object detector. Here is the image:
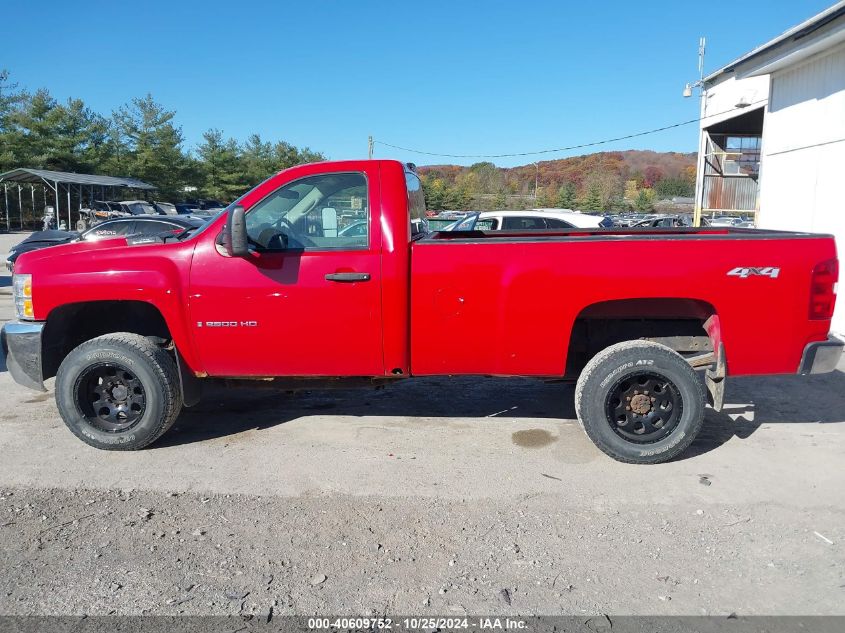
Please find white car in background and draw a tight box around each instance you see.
[447,209,610,231]
[709,215,750,227]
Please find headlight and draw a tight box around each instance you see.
[13,274,33,320]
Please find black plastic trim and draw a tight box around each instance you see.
[418,227,833,246]
[1,320,46,391]
[325,272,371,282]
[798,335,844,375]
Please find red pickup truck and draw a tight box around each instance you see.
[2,160,841,463]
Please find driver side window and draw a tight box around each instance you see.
[246,172,369,251]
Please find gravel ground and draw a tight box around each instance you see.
[0,231,843,618]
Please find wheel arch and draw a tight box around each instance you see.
[565,297,722,377]
[42,300,171,380]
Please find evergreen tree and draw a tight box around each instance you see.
[241,133,275,187]
[196,129,247,201]
[654,177,694,199]
[634,188,654,211]
[0,70,27,171]
[113,94,189,199]
[579,183,602,211]
[556,182,577,209]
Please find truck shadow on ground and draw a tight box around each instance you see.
[159,376,578,449]
[157,369,845,461]
[683,369,845,458]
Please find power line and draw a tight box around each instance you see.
[372,100,766,160]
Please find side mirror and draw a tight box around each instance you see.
[321,207,338,237]
[224,205,249,257]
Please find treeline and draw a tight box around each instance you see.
[1,69,697,213]
[419,151,697,212]
[0,70,323,201]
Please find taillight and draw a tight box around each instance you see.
[809,258,838,320]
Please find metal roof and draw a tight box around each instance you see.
[705,0,845,82]
[0,167,156,190]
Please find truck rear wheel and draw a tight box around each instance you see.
[55,333,183,450]
[574,340,705,464]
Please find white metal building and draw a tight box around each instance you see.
[694,1,845,334]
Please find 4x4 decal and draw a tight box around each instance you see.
[727,266,780,279]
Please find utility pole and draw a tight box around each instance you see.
[368,136,374,160]
[690,36,707,228]
[534,162,540,201]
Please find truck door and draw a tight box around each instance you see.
[188,167,384,377]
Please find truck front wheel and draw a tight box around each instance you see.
[55,333,183,450]
[574,340,705,464]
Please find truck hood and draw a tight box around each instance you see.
[13,237,129,274]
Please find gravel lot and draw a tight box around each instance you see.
[0,231,843,617]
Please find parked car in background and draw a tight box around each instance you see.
[175,203,218,217]
[338,220,367,237]
[448,209,611,231]
[76,201,126,230]
[435,210,470,220]
[77,200,184,230]
[709,215,749,227]
[180,199,227,214]
[631,214,709,228]
[5,215,207,272]
[119,200,159,216]
[153,202,179,216]
[427,216,465,231]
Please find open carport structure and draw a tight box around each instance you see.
[0,168,155,230]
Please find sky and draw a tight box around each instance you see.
[2,0,836,167]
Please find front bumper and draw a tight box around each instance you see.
[798,334,844,375]
[1,320,46,391]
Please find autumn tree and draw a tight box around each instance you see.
[643,165,664,188]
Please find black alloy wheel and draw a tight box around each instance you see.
[75,363,147,432]
[604,371,683,444]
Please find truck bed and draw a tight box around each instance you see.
[410,226,835,377]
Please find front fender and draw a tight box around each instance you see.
[26,240,204,375]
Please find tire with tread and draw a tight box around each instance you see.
[55,333,182,450]
[574,340,705,464]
